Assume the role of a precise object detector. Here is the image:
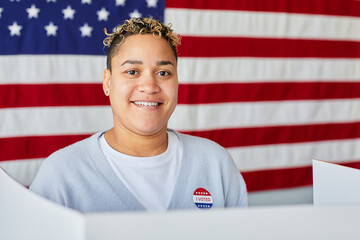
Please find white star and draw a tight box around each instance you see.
[81,0,92,4]
[62,6,75,20]
[79,23,93,37]
[129,9,141,18]
[47,0,56,2]
[97,7,110,21]
[26,4,40,19]
[115,0,126,6]
[146,0,158,8]
[44,22,58,36]
[10,0,21,2]
[8,22,22,36]
[0,8,3,18]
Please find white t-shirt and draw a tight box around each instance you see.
[99,131,183,211]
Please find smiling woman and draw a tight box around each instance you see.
[29,17,248,213]
[103,34,179,157]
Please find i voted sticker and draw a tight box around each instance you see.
[193,188,213,209]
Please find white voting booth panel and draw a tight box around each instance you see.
[0,167,84,240]
[1,167,360,240]
[313,159,360,206]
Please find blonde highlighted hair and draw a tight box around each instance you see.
[103,17,181,70]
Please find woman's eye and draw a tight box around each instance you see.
[127,70,138,75]
[157,71,169,76]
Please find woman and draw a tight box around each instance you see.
[30,17,248,212]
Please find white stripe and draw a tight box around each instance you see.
[1,99,359,138]
[0,106,113,138]
[1,56,359,84]
[0,55,106,84]
[169,99,360,131]
[165,8,360,41]
[0,158,43,186]
[230,139,360,171]
[178,58,360,83]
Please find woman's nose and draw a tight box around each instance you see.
[137,74,161,94]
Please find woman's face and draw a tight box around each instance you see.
[103,34,178,136]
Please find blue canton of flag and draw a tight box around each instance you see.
[0,0,165,55]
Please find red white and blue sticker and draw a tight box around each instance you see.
[193,188,213,209]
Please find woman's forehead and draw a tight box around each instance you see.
[112,34,177,63]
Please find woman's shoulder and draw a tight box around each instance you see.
[41,132,103,168]
[30,132,103,188]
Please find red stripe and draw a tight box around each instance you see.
[243,165,313,192]
[20,161,360,191]
[0,134,91,161]
[3,122,357,161]
[2,82,360,108]
[0,83,109,108]
[166,0,360,17]
[182,122,360,148]
[2,122,360,161]
[178,82,360,104]
[179,37,360,58]
[244,160,360,192]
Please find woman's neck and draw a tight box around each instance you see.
[104,127,168,157]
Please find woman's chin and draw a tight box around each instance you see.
[129,124,167,137]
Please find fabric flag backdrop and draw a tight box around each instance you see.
[0,0,360,194]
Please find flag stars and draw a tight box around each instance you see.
[97,7,110,21]
[82,0,92,4]
[129,9,141,18]
[146,0,158,8]
[26,4,40,19]
[8,22,22,36]
[115,0,126,7]
[47,0,57,3]
[62,6,76,20]
[0,8,3,18]
[45,22,58,36]
[80,23,93,37]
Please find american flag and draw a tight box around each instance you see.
[1,0,360,196]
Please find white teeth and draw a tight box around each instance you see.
[133,101,159,106]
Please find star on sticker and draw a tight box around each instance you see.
[146,0,158,8]
[115,0,126,6]
[8,22,22,36]
[62,6,75,20]
[45,22,58,36]
[97,7,110,21]
[26,4,40,19]
[129,9,141,18]
[82,0,92,4]
[47,0,56,2]
[80,23,93,37]
[0,8,3,18]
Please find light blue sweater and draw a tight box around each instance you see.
[30,130,248,212]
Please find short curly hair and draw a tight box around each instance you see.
[103,17,181,71]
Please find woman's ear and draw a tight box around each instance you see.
[103,69,111,96]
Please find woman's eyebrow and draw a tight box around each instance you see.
[120,60,174,66]
[157,60,174,66]
[121,60,143,66]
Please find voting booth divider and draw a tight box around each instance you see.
[313,159,360,206]
[1,162,360,240]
